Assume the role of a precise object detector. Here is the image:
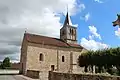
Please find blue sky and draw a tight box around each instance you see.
[0,0,120,62]
[61,0,120,49]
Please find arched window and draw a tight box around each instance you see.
[72,29,74,35]
[70,28,72,34]
[73,29,76,35]
[62,56,65,62]
[39,53,44,61]
[62,31,65,35]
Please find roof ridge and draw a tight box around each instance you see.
[24,32,83,49]
[25,32,60,39]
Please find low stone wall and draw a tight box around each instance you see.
[49,71,120,80]
[26,70,39,79]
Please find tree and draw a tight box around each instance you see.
[78,47,120,75]
[0,57,11,69]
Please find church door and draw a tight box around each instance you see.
[51,65,54,71]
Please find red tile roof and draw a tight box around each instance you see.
[24,33,83,49]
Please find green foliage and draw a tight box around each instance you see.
[78,47,120,76]
[0,57,11,69]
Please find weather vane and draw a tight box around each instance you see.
[112,14,120,27]
[67,4,68,13]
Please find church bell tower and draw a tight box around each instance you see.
[60,12,77,44]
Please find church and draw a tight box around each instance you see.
[19,12,87,79]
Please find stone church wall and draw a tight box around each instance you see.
[25,43,77,79]
[26,70,39,79]
[57,50,71,73]
[26,45,58,71]
[49,71,120,80]
[23,42,87,79]
[72,49,87,73]
[20,36,28,74]
[25,42,84,73]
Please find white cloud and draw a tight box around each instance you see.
[94,0,103,3]
[78,4,86,12]
[85,13,90,21]
[81,38,109,51]
[89,26,102,40]
[80,25,109,51]
[115,28,120,38]
[72,24,78,27]
[0,0,85,62]
[63,3,85,16]
[80,13,90,22]
[89,35,93,40]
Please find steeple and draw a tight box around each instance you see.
[60,12,77,44]
[63,12,72,26]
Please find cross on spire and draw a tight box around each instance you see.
[63,6,72,26]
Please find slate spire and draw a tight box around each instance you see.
[63,12,72,26]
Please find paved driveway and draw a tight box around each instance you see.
[0,75,39,80]
[0,70,39,80]
[0,75,27,80]
[0,69,19,74]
